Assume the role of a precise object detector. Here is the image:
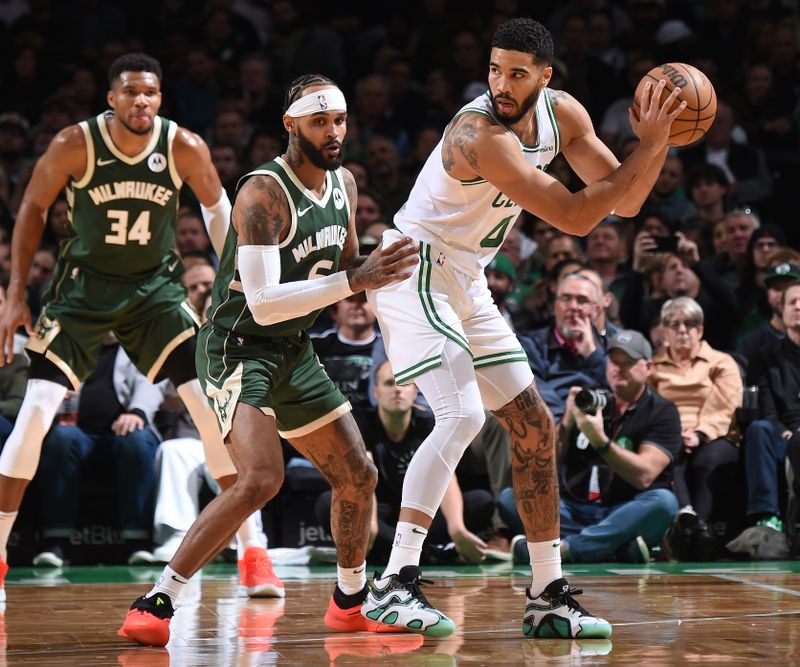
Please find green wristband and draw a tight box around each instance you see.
[595,439,612,456]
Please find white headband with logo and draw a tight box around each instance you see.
[285,87,347,117]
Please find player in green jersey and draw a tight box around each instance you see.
[119,74,418,647]
[0,53,275,603]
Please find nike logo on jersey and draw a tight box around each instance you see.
[97,158,117,166]
[297,204,314,217]
[168,258,180,272]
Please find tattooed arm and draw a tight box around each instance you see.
[232,173,418,326]
[338,167,360,270]
[440,83,683,236]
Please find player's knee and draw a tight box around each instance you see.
[334,453,377,495]
[236,467,283,508]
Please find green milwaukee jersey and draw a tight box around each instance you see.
[64,112,181,280]
[208,156,350,338]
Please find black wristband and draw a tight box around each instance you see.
[595,439,612,456]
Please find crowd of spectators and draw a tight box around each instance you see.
[2,1,800,564]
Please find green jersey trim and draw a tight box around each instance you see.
[73,122,95,189]
[544,89,561,156]
[97,113,162,165]
[243,169,299,249]
[274,156,333,208]
[167,121,183,190]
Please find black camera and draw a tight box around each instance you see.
[574,388,612,414]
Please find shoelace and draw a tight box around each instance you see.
[402,574,435,608]
[549,586,591,616]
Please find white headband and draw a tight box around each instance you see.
[285,87,347,117]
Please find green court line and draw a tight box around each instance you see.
[6,561,800,586]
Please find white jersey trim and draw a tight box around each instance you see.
[242,169,298,249]
[97,112,163,165]
[274,156,333,208]
[166,121,183,190]
[72,121,95,189]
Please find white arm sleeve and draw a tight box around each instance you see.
[200,191,232,256]
[238,245,354,326]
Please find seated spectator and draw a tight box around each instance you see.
[732,280,800,554]
[738,260,800,363]
[310,292,379,413]
[33,335,165,567]
[584,220,628,300]
[520,272,608,422]
[520,257,586,332]
[641,156,691,230]
[619,237,741,351]
[697,208,760,293]
[503,330,681,563]
[181,263,216,319]
[649,297,742,560]
[176,209,213,261]
[315,361,494,564]
[679,164,731,253]
[485,253,519,331]
[26,245,56,321]
[679,101,773,208]
[578,268,620,342]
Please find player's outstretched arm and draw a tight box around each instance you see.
[173,128,230,256]
[444,80,684,236]
[232,175,418,327]
[0,126,85,366]
[554,89,667,218]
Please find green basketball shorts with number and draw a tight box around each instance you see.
[27,253,197,388]
[196,322,351,439]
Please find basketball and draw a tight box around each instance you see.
[632,63,717,147]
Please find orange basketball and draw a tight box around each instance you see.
[632,62,717,147]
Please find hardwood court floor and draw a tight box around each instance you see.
[2,561,799,665]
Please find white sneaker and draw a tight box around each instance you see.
[361,565,456,637]
[152,531,186,563]
[32,549,64,568]
[523,578,612,638]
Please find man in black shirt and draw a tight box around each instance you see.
[508,330,681,563]
[315,361,494,563]
[311,293,379,412]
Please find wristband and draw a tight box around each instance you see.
[594,439,612,456]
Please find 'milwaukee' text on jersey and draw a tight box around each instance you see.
[87,181,175,207]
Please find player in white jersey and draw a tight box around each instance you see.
[362,18,685,639]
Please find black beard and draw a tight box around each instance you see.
[116,114,153,136]
[297,128,343,170]
[490,88,540,127]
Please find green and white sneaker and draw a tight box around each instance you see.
[523,578,612,639]
[361,565,456,637]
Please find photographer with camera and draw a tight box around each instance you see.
[505,330,682,564]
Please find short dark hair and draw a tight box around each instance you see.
[284,74,338,113]
[491,18,553,65]
[108,53,163,87]
[686,163,729,191]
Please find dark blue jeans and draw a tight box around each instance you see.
[743,419,788,518]
[38,424,160,539]
[498,486,678,562]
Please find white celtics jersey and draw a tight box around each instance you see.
[395,89,561,278]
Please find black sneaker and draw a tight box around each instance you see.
[523,578,612,638]
[117,593,174,646]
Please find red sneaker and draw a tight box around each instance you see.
[0,557,8,604]
[324,633,424,661]
[324,586,405,633]
[117,593,173,647]
[238,547,285,598]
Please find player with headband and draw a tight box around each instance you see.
[118,74,418,646]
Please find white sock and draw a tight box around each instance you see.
[381,522,427,579]
[147,565,189,602]
[0,511,18,562]
[337,561,367,595]
[529,539,563,598]
[236,513,264,560]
